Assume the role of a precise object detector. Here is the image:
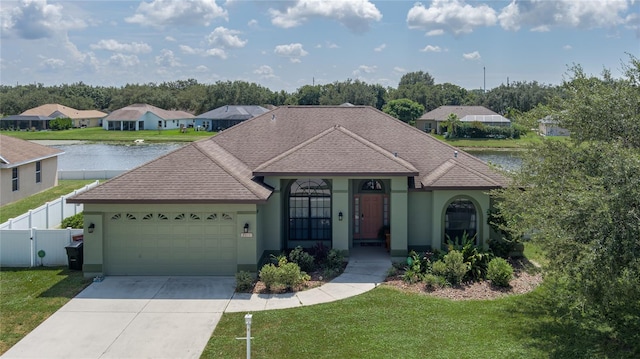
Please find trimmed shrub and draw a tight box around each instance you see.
[289,246,315,272]
[259,263,279,290]
[442,250,468,285]
[325,249,344,271]
[279,261,309,289]
[487,258,514,287]
[431,260,447,278]
[61,213,83,229]
[423,274,447,290]
[49,117,72,130]
[235,271,254,292]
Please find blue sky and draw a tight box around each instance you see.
[1,0,638,93]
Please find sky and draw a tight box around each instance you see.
[1,0,638,93]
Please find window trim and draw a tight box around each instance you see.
[287,178,332,242]
[442,196,480,246]
[12,167,19,191]
[35,161,41,183]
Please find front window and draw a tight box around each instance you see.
[35,161,41,183]
[289,179,331,241]
[444,198,477,243]
[12,168,18,191]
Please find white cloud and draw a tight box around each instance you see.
[254,65,276,79]
[179,45,202,55]
[274,43,308,62]
[353,65,377,76]
[165,36,176,42]
[426,29,444,36]
[498,0,631,32]
[206,27,247,48]
[463,51,481,60]
[195,65,208,72]
[407,0,497,36]
[420,45,441,52]
[374,43,386,52]
[205,48,227,59]
[1,0,86,39]
[268,0,382,33]
[109,53,140,67]
[155,49,181,67]
[40,57,65,70]
[393,67,406,74]
[90,39,152,54]
[248,19,258,28]
[125,0,227,27]
[563,45,573,50]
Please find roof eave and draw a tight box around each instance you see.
[253,171,420,177]
[66,198,269,205]
[420,185,503,191]
[0,153,63,169]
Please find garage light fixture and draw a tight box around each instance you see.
[88,223,95,233]
[244,223,249,233]
[338,211,343,221]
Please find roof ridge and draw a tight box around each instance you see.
[422,159,456,186]
[195,140,269,200]
[452,159,503,186]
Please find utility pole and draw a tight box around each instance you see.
[483,66,486,93]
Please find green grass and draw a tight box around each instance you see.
[203,285,626,358]
[523,240,548,268]
[0,267,91,355]
[1,127,213,142]
[431,133,568,150]
[0,180,96,223]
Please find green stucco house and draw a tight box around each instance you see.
[67,106,507,277]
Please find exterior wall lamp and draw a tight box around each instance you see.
[244,223,249,233]
[88,223,95,233]
[338,211,343,221]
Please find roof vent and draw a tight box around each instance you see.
[394,152,398,157]
[454,150,458,158]
[271,114,276,121]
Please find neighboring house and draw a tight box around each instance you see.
[103,104,194,131]
[0,135,63,206]
[416,106,511,134]
[68,106,507,277]
[21,104,107,128]
[195,105,269,131]
[0,115,55,130]
[539,116,570,136]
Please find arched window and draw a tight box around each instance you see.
[444,199,477,243]
[289,179,331,241]
[361,179,383,191]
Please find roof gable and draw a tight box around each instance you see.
[21,104,106,119]
[254,125,419,176]
[196,105,269,120]
[421,158,503,189]
[0,135,63,168]
[104,104,194,121]
[419,106,499,122]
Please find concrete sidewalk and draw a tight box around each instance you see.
[2,246,391,359]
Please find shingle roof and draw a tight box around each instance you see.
[196,105,269,120]
[0,135,63,168]
[21,104,106,119]
[68,106,507,204]
[460,115,511,124]
[103,104,194,121]
[419,106,499,122]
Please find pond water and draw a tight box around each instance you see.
[52,142,185,171]
[49,143,523,172]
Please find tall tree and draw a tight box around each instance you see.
[493,55,640,351]
[382,98,424,124]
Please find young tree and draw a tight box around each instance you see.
[381,98,424,125]
[493,55,640,350]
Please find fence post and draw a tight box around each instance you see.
[67,227,72,244]
[60,195,65,223]
[30,227,36,268]
[45,202,50,229]
[8,218,13,229]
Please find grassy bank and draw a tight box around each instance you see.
[0,180,96,223]
[1,127,213,142]
[0,267,91,355]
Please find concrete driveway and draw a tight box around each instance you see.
[2,276,236,359]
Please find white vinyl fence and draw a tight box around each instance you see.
[58,170,125,180]
[0,228,83,267]
[0,180,99,230]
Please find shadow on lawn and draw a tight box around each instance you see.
[38,267,91,299]
[507,286,639,359]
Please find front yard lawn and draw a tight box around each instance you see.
[0,267,90,355]
[204,285,624,358]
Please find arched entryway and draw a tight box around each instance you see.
[287,179,332,248]
[444,197,478,244]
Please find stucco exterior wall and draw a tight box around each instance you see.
[407,191,433,250]
[430,189,491,250]
[0,157,58,206]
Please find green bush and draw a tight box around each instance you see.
[61,213,83,229]
[49,117,72,130]
[423,274,447,290]
[289,246,316,272]
[442,250,468,285]
[235,271,254,292]
[279,261,309,290]
[259,263,279,290]
[431,260,447,278]
[325,249,344,271]
[487,258,514,287]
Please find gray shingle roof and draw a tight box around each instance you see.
[196,105,269,120]
[0,135,63,168]
[104,104,194,121]
[68,105,507,204]
[419,106,499,122]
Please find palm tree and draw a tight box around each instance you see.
[443,113,461,138]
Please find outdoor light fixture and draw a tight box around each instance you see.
[88,223,95,233]
[338,211,343,221]
[244,223,249,233]
[244,313,253,359]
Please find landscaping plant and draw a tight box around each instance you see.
[487,257,514,287]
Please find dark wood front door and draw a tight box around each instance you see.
[354,194,383,239]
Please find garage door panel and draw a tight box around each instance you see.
[105,212,238,275]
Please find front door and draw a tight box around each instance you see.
[354,194,383,239]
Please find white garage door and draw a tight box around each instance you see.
[104,211,237,275]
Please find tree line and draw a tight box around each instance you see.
[0,72,560,119]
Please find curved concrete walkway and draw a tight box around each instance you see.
[225,246,391,312]
[2,246,391,359]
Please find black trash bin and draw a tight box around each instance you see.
[65,240,84,270]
